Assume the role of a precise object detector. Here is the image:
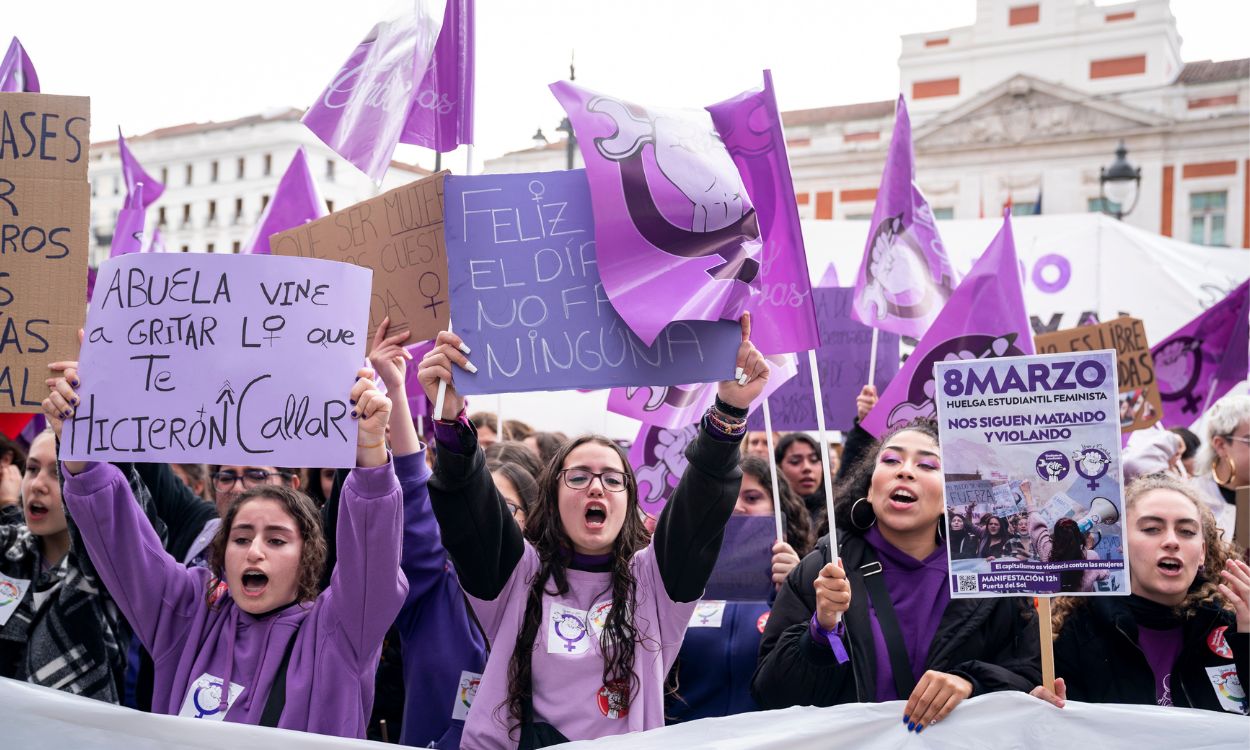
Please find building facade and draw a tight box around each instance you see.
[485,0,1249,249]
[87,109,429,265]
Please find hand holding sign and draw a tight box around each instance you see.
[352,367,391,469]
[813,560,851,631]
[718,314,770,410]
[416,331,475,420]
[771,540,801,587]
[903,670,973,733]
[368,318,414,393]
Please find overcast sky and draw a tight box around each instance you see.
[6,0,1246,170]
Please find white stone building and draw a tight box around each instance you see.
[87,108,430,265]
[485,0,1249,249]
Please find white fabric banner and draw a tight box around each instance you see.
[4,676,1244,749]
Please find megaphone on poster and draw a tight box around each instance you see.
[1077,497,1120,533]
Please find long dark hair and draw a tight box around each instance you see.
[208,484,327,607]
[1051,517,1087,592]
[740,456,812,556]
[827,418,941,538]
[505,435,650,735]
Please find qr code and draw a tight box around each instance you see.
[957,574,979,593]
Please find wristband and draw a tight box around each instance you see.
[809,611,850,664]
[357,438,385,450]
[714,395,749,419]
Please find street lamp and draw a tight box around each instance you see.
[531,128,549,149]
[1098,140,1141,220]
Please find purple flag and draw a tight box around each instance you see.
[860,211,1033,437]
[851,95,959,339]
[630,422,699,518]
[117,131,165,209]
[399,0,474,152]
[607,353,798,429]
[1152,280,1249,428]
[0,37,39,92]
[144,226,166,254]
[109,183,147,258]
[816,263,840,288]
[551,80,762,347]
[302,1,444,181]
[247,148,327,255]
[707,70,820,355]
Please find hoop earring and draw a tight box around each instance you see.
[935,515,947,543]
[850,497,877,530]
[1214,456,1237,486]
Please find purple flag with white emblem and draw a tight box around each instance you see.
[248,148,327,255]
[302,1,445,182]
[630,422,699,519]
[607,353,798,429]
[399,0,474,152]
[0,37,39,92]
[117,131,164,209]
[860,211,1033,437]
[1152,280,1249,428]
[552,80,762,347]
[110,183,147,258]
[851,95,958,339]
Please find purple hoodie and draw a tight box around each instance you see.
[63,460,407,738]
[393,449,487,748]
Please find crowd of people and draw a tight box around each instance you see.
[0,316,1245,748]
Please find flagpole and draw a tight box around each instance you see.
[497,394,505,441]
[762,399,784,542]
[434,320,454,420]
[807,349,839,561]
[867,327,880,387]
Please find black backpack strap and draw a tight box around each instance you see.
[259,633,299,728]
[857,560,917,700]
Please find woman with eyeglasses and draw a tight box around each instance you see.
[416,316,768,749]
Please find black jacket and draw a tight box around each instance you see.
[752,531,1040,708]
[1055,595,1249,714]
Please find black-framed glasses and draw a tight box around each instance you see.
[505,502,522,517]
[559,469,629,493]
[212,468,292,492]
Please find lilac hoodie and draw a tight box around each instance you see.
[63,460,407,738]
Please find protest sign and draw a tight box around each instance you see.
[745,287,899,432]
[936,350,1128,597]
[703,515,775,601]
[444,170,740,394]
[270,171,448,348]
[1035,316,1162,432]
[61,253,372,467]
[0,93,89,412]
[630,421,699,519]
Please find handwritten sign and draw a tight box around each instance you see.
[936,350,1127,597]
[746,287,899,432]
[444,170,740,394]
[0,93,89,412]
[270,171,448,348]
[61,254,371,467]
[1034,317,1162,432]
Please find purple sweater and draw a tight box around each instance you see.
[393,449,487,748]
[63,460,407,738]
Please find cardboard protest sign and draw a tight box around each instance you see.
[745,287,899,432]
[1034,317,1162,432]
[61,254,372,467]
[444,170,740,394]
[936,350,1128,597]
[703,515,776,601]
[270,171,448,348]
[0,93,89,412]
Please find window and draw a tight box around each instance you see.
[211,161,219,183]
[157,206,167,226]
[237,157,246,179]
[181,203,192,227]
[845,212,873,221]
[932,207,954,220]
[160,166,168,185]
[90,180,97,197]
[206,242,215,254]
[234,197,244,222]
[1087,197,1122,214]
[264,154,273,176]
[185,164,193,186]
[232,240,241,254]
[180,245,190,253]
[1189,191,1228,246]
[207,200,217,224]
[326,159,335,180]
[1010,202,1038,216]
[326,199,335,213]
[261,194,270,211]
[112,176,120,195]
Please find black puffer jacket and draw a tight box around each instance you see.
[1054,595,1248,715]
[752,530,1040,708]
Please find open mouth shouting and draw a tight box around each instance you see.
[584,501,608,530]
[25,500,50,522]
[240,568,270,596]
[1156,556,1185,577]
[887,486,918,511]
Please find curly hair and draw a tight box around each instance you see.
[1052,474,1238,634]
[825,417,941,538]
[207,484,327,608]
[504,435,650,737]
[740,456,812,556]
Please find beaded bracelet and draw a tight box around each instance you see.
[705,407,748,437]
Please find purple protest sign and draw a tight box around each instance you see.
[1152,280,1249,428]
[302,1,444,182]
[118,131,164,209]
[816,263,840,288]
[630,422,699,519]
[852,95,959,339]
[551,81,761,347]
[743,287,899,432]
[61,253,372,467]
[245,148,327,255]
[607,353,797,430]
[704,515,776,601]
[0,37,39,93]
[445,170,740,395]
[861,211,1034,437]
[708,70,820,355]
[399,0,474,152]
